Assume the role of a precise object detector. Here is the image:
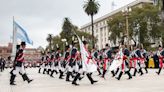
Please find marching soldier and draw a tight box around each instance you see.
[72,40,98,86]
[116,45,132,80]
[10,42,33,85]
[43,53,50,74]
[92,48,101,75]
[66,42,77,82]
[132,45,143,76]
[140,47,148,74]
[38,55,45,73]
[49,53,55,77]
[55,47,63,79]
[156,45,164,75]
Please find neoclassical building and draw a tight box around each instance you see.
[80,0,153,50]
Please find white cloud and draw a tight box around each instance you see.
[0,0,135,48]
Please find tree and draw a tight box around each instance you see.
[108,4,164,49]
[83,0,100,48]
[60,17,75,45]
[46,34,53,51]
[47,17,95,52]
[108,15,125,44]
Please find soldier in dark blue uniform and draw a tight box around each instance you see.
[66,42,77,81]
[10,42,33,85]
[54,47,63,79]
[115,45,132,80]
[43,54,50,74]
[92,48,101,75]
[140,47,148,74]
[102,44,114,78]
[72,40,98,86]
[133,45,143,76]
[156,45,164,75]
[38,55,45,73]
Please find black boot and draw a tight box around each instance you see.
[133,68,137,76]
[86,73,98,84]
[111,70,115,77]
[102,70,107,78]
[43,68,46,74]
[72,73,80,86]
[59,70,64,79]
[116,71,123,80]
[156,68,162,75]
[125,71,132,79]
[50,70,54,77]
[10,69,14,75]
[66,72,71,82]
[145,67,148,73]
[10,74,16,85]
[139,68,143,76]
[22,74,26,81]
[47,69,51,75]
[97,68,101,75]
[54,70,58,74]
[22,74,33,83]
[38,68,41,73]
[115,68,119,75]
[129,68,131,72]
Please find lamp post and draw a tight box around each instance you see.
[136,23,141,46]
[162,0,164,23]
[122,6,132,49]
[61,38,67,52]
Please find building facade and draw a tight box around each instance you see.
[0,43,12,59]
[80,0,153,50]
[0,43,41,64]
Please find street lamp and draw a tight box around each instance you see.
[136,23,141,46]
[61,38,67,52]
[122,6,132,49]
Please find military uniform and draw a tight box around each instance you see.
[66,46,77,81]
[10,42,33,85]
[116,47,132,80]
[156,46,164,75]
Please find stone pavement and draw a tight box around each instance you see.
[0,68,164,92]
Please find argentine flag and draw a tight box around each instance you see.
[14,21,33,45]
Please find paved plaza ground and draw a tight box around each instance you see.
[1,68,164,92]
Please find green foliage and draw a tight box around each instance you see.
[46,17,94,52]
[108,4,164,49]
[60,18,74,45]
[83,0,100,16]
[83,0,100,48]
[46,34,53,51]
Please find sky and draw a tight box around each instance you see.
[0,0,135,48]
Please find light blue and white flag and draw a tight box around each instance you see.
[14,21,33,45]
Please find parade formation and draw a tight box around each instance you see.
[26,37,163,86]
[0,1,164,92]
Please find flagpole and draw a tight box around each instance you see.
[11,16,16,60]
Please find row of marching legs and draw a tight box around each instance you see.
[38,66,98,86]
[10,66,33,85]
[97,63,148,81]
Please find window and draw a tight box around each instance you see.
[7,50,11,53]
[96,29,98,33]
[104,26,107,31]
[96,24,98,27]
[103,21,105,25]
[100,28,103,31]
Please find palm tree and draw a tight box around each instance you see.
[46,34,53,51]
[83,0,100,48]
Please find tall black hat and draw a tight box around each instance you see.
[21,41,26,45]
[83,40,88,45]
